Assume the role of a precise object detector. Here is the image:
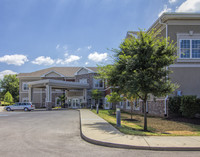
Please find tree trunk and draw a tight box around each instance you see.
[143,99,147,131]
[131,101,133,120]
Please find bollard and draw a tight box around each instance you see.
[116,106,121,127]
[96,104,99,114]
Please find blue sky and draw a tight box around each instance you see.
[0,0,199,78]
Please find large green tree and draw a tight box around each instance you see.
[98,30,177,131]
[0,74,19,102]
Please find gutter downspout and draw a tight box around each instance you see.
[159,18,168,117]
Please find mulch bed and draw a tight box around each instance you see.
[123,118,139,122]
[167,117,200,125]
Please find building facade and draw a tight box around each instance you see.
[115,13,200,117]
[17,67,105,109]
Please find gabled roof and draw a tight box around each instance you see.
[40,70,65,77]
[74,67,96,75]
[17,67,97,78]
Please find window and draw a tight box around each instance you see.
[120,101,124,108]
[22,97,29,102]
[126,100,131,109]
[22,83,29,91]
[180,39,200,59]
[79,78,87,84]
[134,99,140,111]
[94,79,103,88]
[192,40,200,58]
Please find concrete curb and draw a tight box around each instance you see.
[78,110,200,151]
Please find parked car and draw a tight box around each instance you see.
[4,102,35,111]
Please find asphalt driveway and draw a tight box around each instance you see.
[0,110,199,157]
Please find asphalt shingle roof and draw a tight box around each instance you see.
[17,67,97,77]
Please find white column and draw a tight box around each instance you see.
[28,86,33,102]
[46,85,52,102]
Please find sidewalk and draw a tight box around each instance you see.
[79,109,200,151]
[0,106,4,112]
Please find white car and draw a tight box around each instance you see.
[4,102,35,111]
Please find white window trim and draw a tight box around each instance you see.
[22,97,29,102]
[179,39,200,59]
[79,78,88,84]
[22,82,29,92]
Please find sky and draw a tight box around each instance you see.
[0,0,200,79]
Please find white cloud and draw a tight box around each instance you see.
[0,54,28,66]
[169,0,177,4]
[0,70,17,80]
[64,55,81,64]
[64,53,69,57]
[158,5,172,17]
[88,52,108,62]
[55,55,81,65]
[85,62,89,65]
[55,59,62,64]
[87,45,92,50]
[32,54,81,66]
[32,56,55,65]
[56,44,60,50]
[176,0,200,12]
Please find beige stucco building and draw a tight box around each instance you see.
[120,13,200,116]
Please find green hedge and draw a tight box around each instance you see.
[168,96,182,115]
[169,95,200,118]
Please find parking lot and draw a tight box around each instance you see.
[0,110,199,157]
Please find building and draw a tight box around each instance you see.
[18,13,200,116]
[17,67,105,109]
[112,13,200,117]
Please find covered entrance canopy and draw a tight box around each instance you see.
[27,79,89,110]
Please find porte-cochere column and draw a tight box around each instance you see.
[28,85,33,102]
[45,84,52,110]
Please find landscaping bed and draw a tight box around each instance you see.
[92,109,200,136]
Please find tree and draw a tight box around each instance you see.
[106,92,123,115]
[0,74,19,102]
[4,91,13,105]
[98,30,177,131]
[58,94,66,108]
[123,92,138,120]
[91,89,102,113]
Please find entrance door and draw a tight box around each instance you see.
[72,99,79,108]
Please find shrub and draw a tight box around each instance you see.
[4,91,13,105]
[180,95,199,118]
[169,95,200,118]
[168,96,182,115]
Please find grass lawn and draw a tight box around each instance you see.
[92,109,200,136]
